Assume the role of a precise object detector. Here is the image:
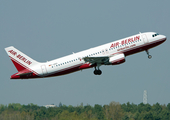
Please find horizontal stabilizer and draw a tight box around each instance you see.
[16,72,33,76]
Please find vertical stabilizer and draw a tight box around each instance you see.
[5,46,39,72]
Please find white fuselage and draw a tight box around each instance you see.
[7,32,166,79]
[32,32,166,78]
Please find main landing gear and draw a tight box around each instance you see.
[94,64,102,75]
[146,50,152,59]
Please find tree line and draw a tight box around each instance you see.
[0,101,170,120]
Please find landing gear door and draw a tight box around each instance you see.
[142,34,149,43]
[41,65,48,75]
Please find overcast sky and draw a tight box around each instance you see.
[1,1,170,106]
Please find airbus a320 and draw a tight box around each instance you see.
[5,32,166,79]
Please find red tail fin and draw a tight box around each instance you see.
[5,46,39,72]
[9,56,26,71]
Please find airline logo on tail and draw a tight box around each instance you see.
[5,46,40,79]
[8,50,32,65]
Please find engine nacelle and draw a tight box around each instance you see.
[108,53,125,65]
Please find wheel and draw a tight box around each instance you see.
[93,70,102,75]
[94,70,98,75]
[148,55,152,59]
[98,70,102,75]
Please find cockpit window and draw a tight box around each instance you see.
[152,33,159,37]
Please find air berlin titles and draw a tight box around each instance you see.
[8,50,32,65]
[110,36,140,48]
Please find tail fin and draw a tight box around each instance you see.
[5,46,39,72]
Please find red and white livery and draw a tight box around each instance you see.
[5,32,166,79]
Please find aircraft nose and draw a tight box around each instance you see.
[164,36,167,41]
[160,35,167,42]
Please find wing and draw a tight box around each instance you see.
[83,56,109,65]
[80,53,125,69]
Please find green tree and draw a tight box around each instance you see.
[143,112,153,120]
[152,102,162,114]
[75,106,83,115]
[167,103,170,111]
[138,103,145,113]
[94,104,104,120]
[121,102,137,113]
[0,104,7,114]
[144,103,151,112]
[8,103,14,110]
[160,109,170,120]
[59,102,62,107]
[104,101,123,120]
[68,105,75,113]
[133,112,140,120]
[122,114,129,120]
[84,105,93,113]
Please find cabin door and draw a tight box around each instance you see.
[41,65,48,75]
[142,34,149,43]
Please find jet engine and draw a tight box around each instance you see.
[104,53,125,65]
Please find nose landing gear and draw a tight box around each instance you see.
[146,50,152,59]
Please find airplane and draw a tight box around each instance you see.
[5,32,166,79]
